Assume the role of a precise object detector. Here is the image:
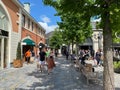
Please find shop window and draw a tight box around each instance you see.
[32,22,34,31]
[22,14,25,27]
[0,10,8,31]
[28,18,30,29]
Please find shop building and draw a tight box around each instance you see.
[79,18,103,53]
[0,0,45,69]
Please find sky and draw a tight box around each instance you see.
[20,0,61,33]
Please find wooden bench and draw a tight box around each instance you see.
[80,63,99,84]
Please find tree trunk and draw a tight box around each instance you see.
[76,42,79,61]
[103,6,115,90]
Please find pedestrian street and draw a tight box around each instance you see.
[1,56,119,90]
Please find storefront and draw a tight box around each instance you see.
[0,4,9,69]
[21,38,35,57]
[0,0,46,69]
[0,30,9,69]
[79,38,93,50]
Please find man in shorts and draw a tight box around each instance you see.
[39,47,46,72]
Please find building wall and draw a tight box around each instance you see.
[20,2,46,57]
[2,0,19,32]
[2,0,20,63]
[22,27,43,44]
[10,32,20,62]
[21,11,46,45]
[0,0,46,69]
[0,0,19,69]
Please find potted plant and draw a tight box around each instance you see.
[13,42,23,68]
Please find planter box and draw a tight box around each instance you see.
[13,59,23,68]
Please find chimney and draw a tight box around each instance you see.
[23,2,30,13]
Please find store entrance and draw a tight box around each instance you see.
[23,45,34,57]
[0,38,8,69]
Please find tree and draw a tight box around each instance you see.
[58,13,92,54]
[16,42,22,60]
[13,42,23,68]
[49,28,63,49]
[43,0,120,89]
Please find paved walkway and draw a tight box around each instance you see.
[0,56,120,90]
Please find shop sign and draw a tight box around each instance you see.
[0,29,8,37]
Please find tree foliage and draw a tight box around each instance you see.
[58,13,92,43]
[43,0,120,89]
[49,28,63,49]
[43,0,93,54]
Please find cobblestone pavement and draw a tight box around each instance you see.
[0,56,120,90]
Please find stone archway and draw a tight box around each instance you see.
[0,4,11,69]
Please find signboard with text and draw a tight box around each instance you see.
[0,29,8,37]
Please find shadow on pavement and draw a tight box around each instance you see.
[15,70,53,90]
[15,56,104,90]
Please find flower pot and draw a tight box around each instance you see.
[13,59,23,68]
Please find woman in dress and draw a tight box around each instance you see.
[47,49,56,74]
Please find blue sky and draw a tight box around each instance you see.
[20,0,61,33]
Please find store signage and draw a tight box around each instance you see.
[0,29,8,37]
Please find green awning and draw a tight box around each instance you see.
[23,39,35,46]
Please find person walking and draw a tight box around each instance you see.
[25,49,31,64]
[65,50,69,60]
[95,49,101,65]
[55,49,58,57]
[47,49,56,74]
[45,47,50,61]
[39,47,46,72]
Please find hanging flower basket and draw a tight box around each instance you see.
[13,59,23,68]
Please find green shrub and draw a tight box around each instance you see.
[16,42,21,60]
[113,62,120,69]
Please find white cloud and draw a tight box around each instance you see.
[39,15,58,33]
[39,22,58,33]
[40,15,51,23]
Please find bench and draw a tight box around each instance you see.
[80,63,99,84]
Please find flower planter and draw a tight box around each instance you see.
[13,59,23,68]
